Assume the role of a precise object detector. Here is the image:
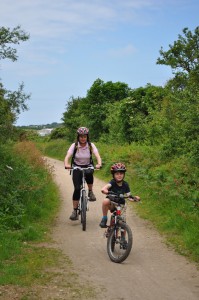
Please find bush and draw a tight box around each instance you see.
[0,142,58,231]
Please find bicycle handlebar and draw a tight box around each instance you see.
[65,166,100,171]
[107,191,137,202]
[107,191,129,198]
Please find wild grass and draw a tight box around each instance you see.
[0,141,97,298]
[38,139,199,264]
[36,138,69,161]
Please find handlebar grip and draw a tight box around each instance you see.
[107,191,115,195]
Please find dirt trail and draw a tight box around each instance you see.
[48,157,199,300]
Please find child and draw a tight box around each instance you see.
[99,162,140,228]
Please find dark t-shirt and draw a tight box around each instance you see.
[109,179,130,195]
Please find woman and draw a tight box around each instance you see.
[64,127,102,220]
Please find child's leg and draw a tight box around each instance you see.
[99,198,110,228]
[102,198,111,216]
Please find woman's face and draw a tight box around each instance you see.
[78,134,87,145]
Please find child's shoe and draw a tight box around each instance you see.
[99,217,107,228]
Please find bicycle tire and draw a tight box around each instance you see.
[81,190,87,231]
[107,221,133,263]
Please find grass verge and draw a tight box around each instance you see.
[0,141,97,299]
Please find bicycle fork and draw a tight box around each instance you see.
[115,208,127,247]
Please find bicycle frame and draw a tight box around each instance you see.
[72,165,94,231]
[104,194,133,263]
[78,168,88,211]
[105,201,127,237]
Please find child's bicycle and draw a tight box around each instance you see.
[70,165,94,231]
[104,192,133,263]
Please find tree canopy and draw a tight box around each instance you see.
[61,26,199,164]
[0,25,30,141]
[157,26,199,74]
[0,25,29,61]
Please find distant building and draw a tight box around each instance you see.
[38,128,53,137]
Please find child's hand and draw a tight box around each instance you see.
[134,196,141,202]
[128,195,140,202]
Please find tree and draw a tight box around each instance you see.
[0,25,29,61]
[155,27,199,162]
[62,78,132,141]
[84,79,131,140]
[157,27,199,74]
[62,96,86,142]
[118,84,166,143]
[0,82,30,141]
[0,25,30,141]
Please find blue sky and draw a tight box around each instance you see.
[0,0,198,126]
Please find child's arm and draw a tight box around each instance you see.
[101,183,112,194]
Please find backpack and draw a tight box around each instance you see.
[71,141,94,167]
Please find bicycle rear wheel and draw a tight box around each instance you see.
[81,190,87,231]
[107,221,133,263]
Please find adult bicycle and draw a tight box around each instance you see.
[69,165,94,231]
[103,192,133,263]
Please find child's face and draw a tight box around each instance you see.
[113,171,125,182]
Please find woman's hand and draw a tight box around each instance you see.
[95,164,102,169]
[64,164,71,169]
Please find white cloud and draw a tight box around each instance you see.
[0,0,155,39]
[0,0,154,72]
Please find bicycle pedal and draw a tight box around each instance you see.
[104,232,109,238]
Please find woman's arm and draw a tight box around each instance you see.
[91,143,102,169]
[64,152,72,169]
[64,144,75,168]
[94,151,102,169]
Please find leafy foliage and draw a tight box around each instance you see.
[0,142,56,230]
[157,26,199,74]
[62,96,86,141]
[118,84,166,143]
[0,26,30,142]
[62,79,131,141]
[49,126,68,139]
[0,25,29,61]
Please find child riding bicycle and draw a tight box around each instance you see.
[99,162,140,228]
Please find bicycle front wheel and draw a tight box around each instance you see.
[81,190,87,231]
[107,221,133,263]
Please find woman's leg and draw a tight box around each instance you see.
[69,169,82,220]
[86,173,96,201]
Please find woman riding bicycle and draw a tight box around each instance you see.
[64,127,102,221]
[99,162,140,228]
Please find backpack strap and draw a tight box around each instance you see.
[71,142,78,169]
[88,141,94,165]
